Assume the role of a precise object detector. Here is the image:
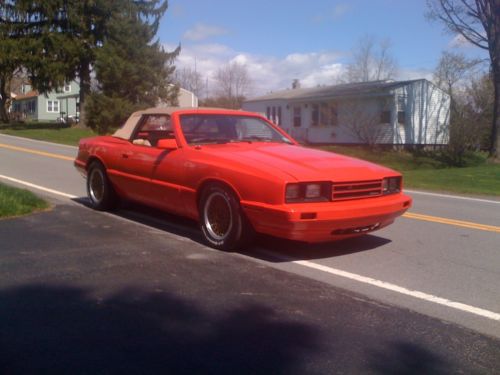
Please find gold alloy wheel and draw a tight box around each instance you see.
[204,191,233,241]
[89,168,105,204]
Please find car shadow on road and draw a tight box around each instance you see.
[72,197,392,262]
[72,197,205,240]
[246,234,391,262]
[113,202,393,261]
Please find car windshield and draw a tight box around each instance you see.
[179,114,293,145]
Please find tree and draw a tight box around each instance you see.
[345,35,398,83]
[433,52,492,163]
[427,0,500,158]
[433,51,482,96]
[85,0,179,134]
[342,101,388,147]
[0,22,21,122]
[213,62,252,109]
[174,67,205,99]
[0,0,169,126]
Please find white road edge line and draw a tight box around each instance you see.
[295,259,500,321]
[258,251,500,322]
[405,189,500,205]
[0,174,77,199]
[2,173,499,322]
[0,133,78,149]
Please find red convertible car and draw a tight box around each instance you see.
[75,107,412,250]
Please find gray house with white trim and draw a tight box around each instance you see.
[243,79,450,145]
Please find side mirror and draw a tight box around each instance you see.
[157,138,178,150]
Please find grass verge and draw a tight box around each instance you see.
[0,126,95,146]
[0,183,50,218]
[318,146,500,197]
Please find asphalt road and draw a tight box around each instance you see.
[1,133,499,372]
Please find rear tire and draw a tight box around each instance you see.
[200,184,254,251]
[87,161,117,210]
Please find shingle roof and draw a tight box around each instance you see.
[245,79,424,103]
[12,90,39,100]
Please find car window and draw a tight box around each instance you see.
[140,115,172,132]
[132,115,174,147]
[180,115,292,145]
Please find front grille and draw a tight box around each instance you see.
[332,180,382,201]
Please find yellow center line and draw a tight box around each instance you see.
[0,142,74,161]
[403,212,500,233]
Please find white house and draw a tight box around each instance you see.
[242,79,450,145]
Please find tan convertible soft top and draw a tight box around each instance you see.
[112,107,245,140]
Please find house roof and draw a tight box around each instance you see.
[244,79,425,103]
[13,90,39,101]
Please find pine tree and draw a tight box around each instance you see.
[1,0,176,127]
[86,0,179,134]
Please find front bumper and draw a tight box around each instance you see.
[242,193,412,242]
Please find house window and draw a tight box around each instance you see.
[397,111,406,124]
[64,84,71,93]
[311,104,319,126]
[331,105,338,126]
[272,106,276,123]
[47,100,59,113]
[266,107,271,120]
[27,100,36,114]
[277,106,282,126]
[380,111,391,124]
[293,106,301,127]
[397,95,406,111]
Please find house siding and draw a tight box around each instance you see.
[243,79,450,146]
[395,80,449,145]
[12,81,79,122]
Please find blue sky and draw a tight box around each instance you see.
[159,0,488,96]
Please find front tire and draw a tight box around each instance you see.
[87,161,117,210]
[200,184,253,251]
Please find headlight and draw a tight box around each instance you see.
[382,177,401,195]
[286,182,330,203]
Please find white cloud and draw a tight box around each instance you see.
[183,23,228,41]
[398,68,434,82]
[168,43,346,96]
[313,3,351,23]
[169,42,433,97]
[332,3,350,19]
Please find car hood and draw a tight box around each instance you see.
[197,143,398,182]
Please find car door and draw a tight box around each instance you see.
[112,114,174,205]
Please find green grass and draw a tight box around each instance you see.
[0,183,49,218]
[318,145,500,196]
[402,164,500,196]
[0,126,95,146]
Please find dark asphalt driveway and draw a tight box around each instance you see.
[1,202,499,374]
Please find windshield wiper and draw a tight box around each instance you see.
[231,136,274,143]
[189,137,230,144]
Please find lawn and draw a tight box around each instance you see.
[0,183,49,218]
[318,145,500,197]
[0,126,95,146]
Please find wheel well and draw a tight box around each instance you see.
[86,157,105,171]
[197,179,241,208]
